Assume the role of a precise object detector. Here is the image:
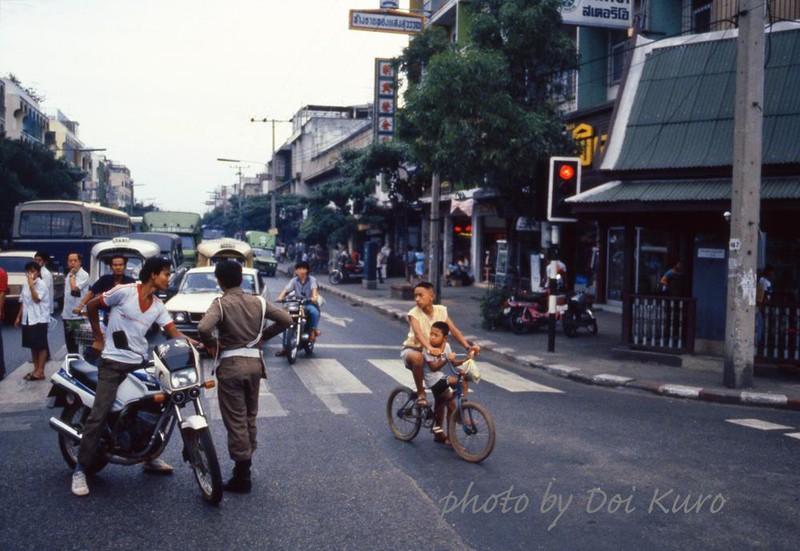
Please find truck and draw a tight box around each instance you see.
[142,211,202,266]
[245,230,278,277]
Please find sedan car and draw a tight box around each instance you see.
[163,266,267,337]
[252,248,278,277]
[0,251,65,318]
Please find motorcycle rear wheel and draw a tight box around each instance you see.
[183,427,223,505]
[509,309,529,334]
[58,402,108,474]
[562,312,579,338]
[329,271,343,285]
[588,318,599,335]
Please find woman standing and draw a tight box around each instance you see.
[15,261,50,381]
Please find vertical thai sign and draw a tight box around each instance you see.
[375,58,397,143]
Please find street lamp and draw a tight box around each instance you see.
[250,117,291,231]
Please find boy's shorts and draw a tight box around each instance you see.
[401,346,421,370]
[430,378,451,397]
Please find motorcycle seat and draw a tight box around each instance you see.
[70,359,99,390]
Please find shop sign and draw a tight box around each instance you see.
[375,58,397,143]
[559,0,632,30]
[350,9,425,34]
[698,248,725,259]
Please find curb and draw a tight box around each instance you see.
[284,265,799,412]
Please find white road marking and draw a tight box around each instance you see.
[726,418,795,431]
[785,433,800,441]
[293,358,371,414]
[204,379,287,418]
[368,359,563,393]
[320,312,354,327]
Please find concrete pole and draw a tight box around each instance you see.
[429,172,441,301]
[723,0,765,389]
[270,120,277,231]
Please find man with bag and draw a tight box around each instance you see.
[197,260,291,493]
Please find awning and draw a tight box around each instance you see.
[450,198,474,217]
[567,177,800,205]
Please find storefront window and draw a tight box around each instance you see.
[636,229,668,294]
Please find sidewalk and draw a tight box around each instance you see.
[286,262,800,411]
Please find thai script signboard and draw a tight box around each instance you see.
[350,9,425,34]
[559,0,632,30]
[374,58,397,143]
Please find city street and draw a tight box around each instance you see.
[1,275,799,550]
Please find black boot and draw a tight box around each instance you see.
[223,459,252,493]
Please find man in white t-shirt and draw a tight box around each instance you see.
[61,252,90,354]
[71,257,194,497]
[34,251,55,314]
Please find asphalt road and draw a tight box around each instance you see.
[1,276,799,550]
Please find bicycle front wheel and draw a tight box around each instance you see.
[449,401,496,463]
[386,387,422,441]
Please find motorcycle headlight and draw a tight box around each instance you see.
[170,367,198,388]
[172,311,189,324]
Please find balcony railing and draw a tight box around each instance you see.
[627,295,697,355]
[757,303,800,363]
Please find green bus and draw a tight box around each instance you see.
[142,211,202,266]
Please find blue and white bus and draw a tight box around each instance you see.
[12,200,131,265]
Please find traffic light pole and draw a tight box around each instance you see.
[547,225,560,353]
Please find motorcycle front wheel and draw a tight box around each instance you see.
[562,312,579,338]
[283,327,298,365]
[509,308,529,334]
[183,427,223,505]
[328,271,343,285]
[58,401,108,474]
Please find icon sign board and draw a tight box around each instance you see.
[349,9,425,34]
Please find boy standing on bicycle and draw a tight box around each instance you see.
[423,321,474,445]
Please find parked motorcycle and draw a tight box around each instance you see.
[562,290,598,337]
[328,259,364,285]
[47,338,223,505]
[503,291,567,334]
[280,291,315,364]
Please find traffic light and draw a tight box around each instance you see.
[548,157,581,222]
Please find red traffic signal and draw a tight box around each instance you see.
[548,157,581,222]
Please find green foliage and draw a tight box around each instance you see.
[201,192,307,243]
[395,0,580,222]
[479,286,513,331]
[0,137,81,240]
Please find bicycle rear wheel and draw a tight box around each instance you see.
[386,387,422,441]
[448,401,496,463]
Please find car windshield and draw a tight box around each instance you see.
[0,256,33,272]
[253,248,274,259]
[181,273,221,293]
[96,257,144,280]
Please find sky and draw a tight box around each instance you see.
[0,0,412,215]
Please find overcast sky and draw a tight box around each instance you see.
[0,0,411,214]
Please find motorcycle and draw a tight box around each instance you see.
[503,290,567,334]
[328,259,364,285]
[47,338,224,505]
[561,290,598,337]
[280,291,315,364]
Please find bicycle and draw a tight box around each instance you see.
[386,355,496,463]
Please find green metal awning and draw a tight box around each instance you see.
[567,177,800,205]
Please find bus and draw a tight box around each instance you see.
[12,200,131,265]
[142,211,202,266]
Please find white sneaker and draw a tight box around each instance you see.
[71,470,89,497]
[143,457,174,474]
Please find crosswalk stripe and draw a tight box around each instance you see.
[204,380,287,419]
[293,358,371,414]
[367,359,563,394]
[726,418,795,431]
[785,433,800,441]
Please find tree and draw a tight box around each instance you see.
[0,137,82,241]
[396,0,579,224]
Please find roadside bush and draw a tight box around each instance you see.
[480,286,512,331]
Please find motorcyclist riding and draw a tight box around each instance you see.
[275,260,321,356]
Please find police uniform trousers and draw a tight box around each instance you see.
[216,356,262,461]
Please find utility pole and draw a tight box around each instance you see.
[251,117,291,231]
[724,0,765,389]
[429,172,442,301]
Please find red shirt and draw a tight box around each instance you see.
[0,268,8,293]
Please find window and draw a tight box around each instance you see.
[609,37,627,85]
[692,1,712,33]
[19,211,82,237]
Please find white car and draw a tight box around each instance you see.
[164,266,268,337]
[0,251,65,316]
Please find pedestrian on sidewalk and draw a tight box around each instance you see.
[14,261,49,381]
[198,260,291,493]
[61,252,90,354]
[414,248,426,282]
[377,242,390,284]
[406,246,415,283]
[34,251,55,314]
